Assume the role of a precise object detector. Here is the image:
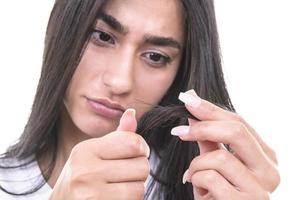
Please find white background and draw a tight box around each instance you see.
[0,1,299,199]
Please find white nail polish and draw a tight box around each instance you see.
[171,126,190,136]
[185,89,198,96]
[178,92,201,108]
[182,169,189,184]
[145,145,150,158]
[140,141,150,158]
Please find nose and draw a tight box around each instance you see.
[102,49,135,95]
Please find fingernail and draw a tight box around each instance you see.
[171,125,190,136]
[178,92,201,108]
[126,108,136,117]
[140,141,150,158]
[146,145,150,158]
[120,108,136,122]
[182,169,189,184]
[186,89,198,96]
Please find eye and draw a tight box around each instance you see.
[142,52,171,67]
[91,29,115,45]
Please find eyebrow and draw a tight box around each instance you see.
[97,12,182,50]
[144,35,181,50]
[97,12,128,35]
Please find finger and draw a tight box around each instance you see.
[178,90,280,191]
[191,170,238,199]
[185,120,218,198]
[106,181,145,200]
[241,120,278,164]
[180,90,276,163]
[117,108,137,132]
[187,150,259,192]
[102,157,150,183]
[185,90,227,156]
[193,190,214,200]
[179,89,237,121]
[188,118,219,154]
[86,132,150,159]
[178,121,280,192]
[174,121,267,169]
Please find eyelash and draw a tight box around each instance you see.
[91,29,115,45]
[141,52,171,67]
[91,29,172,67]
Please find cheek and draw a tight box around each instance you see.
[63,57,91,133]
[135,67,178,114]
[65,45,105,104]
[63,48,118,137]
[64,58,90,109]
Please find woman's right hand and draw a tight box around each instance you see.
[49,109,150,200]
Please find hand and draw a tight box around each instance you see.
[171,90,280,200]
[49,109,150,200]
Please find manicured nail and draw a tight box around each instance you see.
[140,140,150,158]
[146,145,150,158]
[171,125,190,136]
[186,89,198,96]
[125,108,136,117]
[182,169,189,184]
[178,92,201,108]
[120,108,136,122]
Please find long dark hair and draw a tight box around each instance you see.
[0,0,234,199]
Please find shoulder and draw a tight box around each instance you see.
[0,156,37,184]
[0,156,52,199]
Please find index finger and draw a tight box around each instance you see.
[188,118,219,154]
[83,131,150,160]
[179,90,237,121]
[179,89,277,163]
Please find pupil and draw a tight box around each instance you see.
[150,53,161,61]
[100,32,110,41]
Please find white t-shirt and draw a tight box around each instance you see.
[0,157,52,200]
[0,154,158,200]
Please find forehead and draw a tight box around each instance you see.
[101,0,185,44]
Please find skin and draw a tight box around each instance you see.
[46,0,184,199]
[173,90,280,199]
[45,0,280,199]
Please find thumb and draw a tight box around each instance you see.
[188,118,219,154]
[188,117,218,197]
[185,90,219,154]
[117,108,137,132]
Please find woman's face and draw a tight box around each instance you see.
[63,0,185,137]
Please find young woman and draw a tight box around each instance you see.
[0,0,280,199]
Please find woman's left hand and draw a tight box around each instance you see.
[171,90,280,200]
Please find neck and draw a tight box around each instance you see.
[38,107,90,188]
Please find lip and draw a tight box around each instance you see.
[86,97,125,119]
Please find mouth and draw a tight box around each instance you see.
[85,97,125,119]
